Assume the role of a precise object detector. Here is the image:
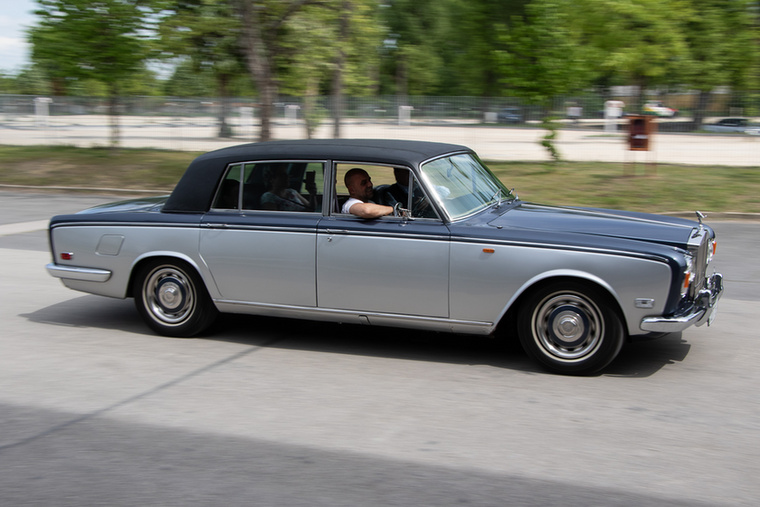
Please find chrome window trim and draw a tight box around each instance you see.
[50,221,201,229]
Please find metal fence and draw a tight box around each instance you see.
[1,93,759,166]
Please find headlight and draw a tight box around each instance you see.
[681,254,694,298]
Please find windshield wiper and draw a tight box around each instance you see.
[492,188,518,209]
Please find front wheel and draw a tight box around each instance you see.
[517,282,624,375]
[133,259,218,337]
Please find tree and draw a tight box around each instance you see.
[278,0,380,139]
[497,0,593,105]
[680,0,757,127]
[235,0,328,142]
[156,0,248,137]
[328,0,382,137]
[28,0,154,146]
[573,0,691,109]
[5,65,52,95]
[378,0,452,97]
[280,4,338,138]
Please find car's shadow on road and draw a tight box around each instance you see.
[23,295,692,378]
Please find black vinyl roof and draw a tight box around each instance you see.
[164,139,471,212]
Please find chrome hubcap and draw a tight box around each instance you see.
[144,266,195,325]
[533,292,603,361]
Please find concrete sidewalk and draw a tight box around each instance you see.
[2,115,759,165]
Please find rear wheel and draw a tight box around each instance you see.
[517,282,624,375]
[133,259,218,337]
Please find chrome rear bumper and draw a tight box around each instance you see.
[640,273,723,333]
[46,263,112,283]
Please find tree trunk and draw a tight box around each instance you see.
[236,0,276,142]
[332,2,350,139]
[217,75,233,138]
[107,90,120,149]
[396,58,408,104]
[303,77,319,139]
[692,90,711,130]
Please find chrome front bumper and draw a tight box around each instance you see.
[640,273,724,333]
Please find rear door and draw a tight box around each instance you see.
[200,160,325,306]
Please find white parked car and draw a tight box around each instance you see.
[643,101,678,117]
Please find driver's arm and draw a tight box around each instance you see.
[347,202,394,219]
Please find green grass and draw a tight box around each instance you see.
[487,161,760,214]
[0,145,199,191]
[1,145,758,214]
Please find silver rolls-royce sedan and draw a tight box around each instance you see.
[47,139,723,375]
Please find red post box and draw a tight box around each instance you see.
[628,115,655,151]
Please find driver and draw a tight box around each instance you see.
[342,168,395,218]
[381,167,435,218]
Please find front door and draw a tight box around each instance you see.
[316,163,450,317]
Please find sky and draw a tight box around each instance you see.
[0,0,36,74]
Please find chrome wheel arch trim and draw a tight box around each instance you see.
[492,269,624,332]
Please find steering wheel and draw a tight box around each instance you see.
[412,196,430,216]
[393,202,409,218]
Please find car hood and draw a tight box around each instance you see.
[487,202,697,248]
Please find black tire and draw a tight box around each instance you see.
[517,281,624,375]
[133,259,218,337]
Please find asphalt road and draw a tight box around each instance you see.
[1,192,758,506]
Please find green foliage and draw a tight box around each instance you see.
[155,0,247,93]
[379,0,453,95]
[679,0,757,92]
[574,0,692,99]
[29,0,152,94]
[11,0,759,121]
[497,0,593,105]
[539,116,561,162]
[282,0,381,97]
[4,66,52,95]
[442,0,530,96]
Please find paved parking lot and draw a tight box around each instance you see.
[0,193,758,506]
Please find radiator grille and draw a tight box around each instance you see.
[689,230,709,298]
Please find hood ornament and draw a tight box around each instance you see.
[693,211,706,237]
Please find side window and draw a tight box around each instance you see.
[334,163,436,218]
[213,161,324,212]
[213,164,243,209]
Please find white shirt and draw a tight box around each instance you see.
[342,197,365,214]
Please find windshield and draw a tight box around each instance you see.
[420,153,513,220]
